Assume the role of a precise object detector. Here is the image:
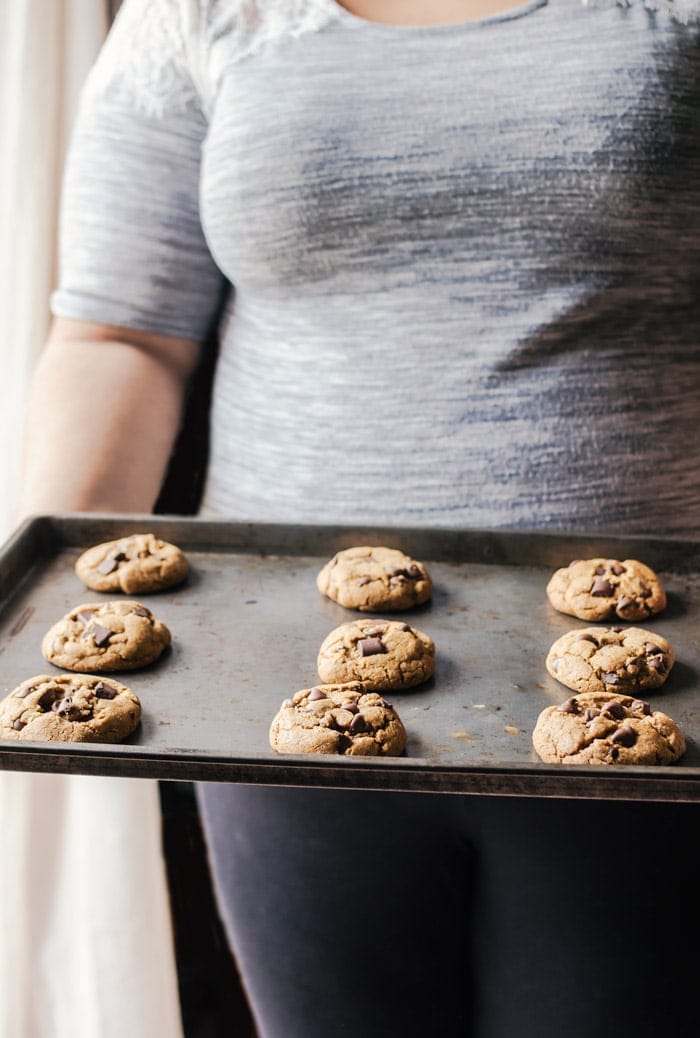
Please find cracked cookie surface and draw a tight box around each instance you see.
[546,625,674,695]
[532,691,685,765]
[317,618,434,691]
[41,601,171,672]
[269,682,407,756]
[0,674,141,743]
[316,545,432,612]
[75,533,188,594]
[546,557,666,622]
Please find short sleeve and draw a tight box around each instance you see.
[51,0,227,341]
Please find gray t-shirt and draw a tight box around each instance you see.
[52,0,700,534]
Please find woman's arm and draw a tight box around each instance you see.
[18,317,203,517]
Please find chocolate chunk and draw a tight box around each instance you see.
[76,609,97,624]
[131,606,150,617]
[594,565,606,575]
[558,697,580,714]
[97,552,124,575]
[307,687,327,702]
[340,702,359,714]
[645,643,663,655]
[94,681,117,700]
[647,655,667,673]
[91,624,113,648]
[630,699,651,715]
[584,708,601,724]
[610,723,637,747]
[611,564,626,575]
[358,637,386,657]
[12,720,26,731]
[616,595,634,611]
[601,672,621,685]
[591,577,613,596]
[602,701,626,720]
[349,714,369,734]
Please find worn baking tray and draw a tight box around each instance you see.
[0,514,698,801]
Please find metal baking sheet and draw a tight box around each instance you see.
[0,514,698,801]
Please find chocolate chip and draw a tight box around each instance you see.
[611,626,623,633]
[76,609,97,624]
[358,637,386,657]
[53,696,79,719]
[647,655,667,673]
[584,708,601,724]
[340,702,359,713]
[131,606,150,617]
[616,595,633,610]
[307,687,327,701]
[558,697,580,714]
[601,672,621,685]
[630,699,651,714]
[594,565,606,575]
[603,701,626,720]
[397,623,411,632]
[645,643,663,655]
[611,564,626,575]
[91,624,112,648]
[94,681,117,700]
[591,577,613,596]
[12,720,26,731]
[610,724,637,747]
[349,714,369,733]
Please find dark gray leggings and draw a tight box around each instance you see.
[196,784,697,1038]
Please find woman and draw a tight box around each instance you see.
[21,1,700,1035]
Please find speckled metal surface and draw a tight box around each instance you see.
[0,515,698,800]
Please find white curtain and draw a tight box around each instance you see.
[0,3,184,1036]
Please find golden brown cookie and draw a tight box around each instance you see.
[317,618,435,691]
[0,674,141,743]
[269,682,407,756]
[545,557,666,622]
[41,601,171,672]
[75,533,188,594]
[546,625,674,695]
[316,545,432,612]
[532,691,685,765]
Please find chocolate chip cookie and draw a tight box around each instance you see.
[532,691,686,765]
[75,533,188,594]
[41,601,171,672]
[546,557,666,622]
[0,674,141,743]
[317,618,435,691]
[269,682,407,756]
[546,625,674,695]
[316,545,432,612]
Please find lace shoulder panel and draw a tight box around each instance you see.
[82,0,342,120]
